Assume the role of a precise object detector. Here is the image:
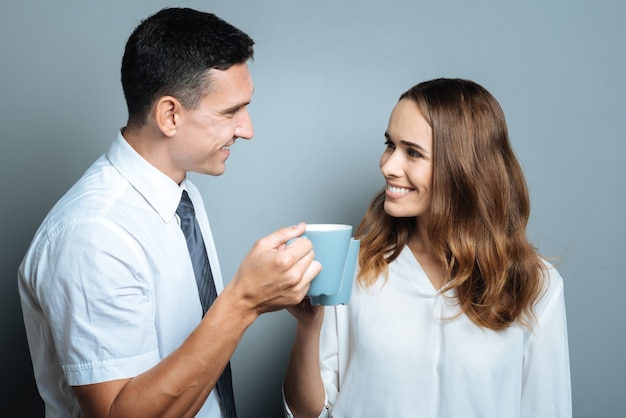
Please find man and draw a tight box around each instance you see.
[18,7,321,418]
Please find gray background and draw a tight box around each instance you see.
[1,1,623,417]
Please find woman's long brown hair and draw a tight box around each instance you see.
[355,78,545,331]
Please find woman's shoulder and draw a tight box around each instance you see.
[534,258,566,321]
[539,258,564,288]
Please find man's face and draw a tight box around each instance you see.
[173,62,254,177]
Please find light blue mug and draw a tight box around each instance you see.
[304,224,358,305]
[309,238,360,306]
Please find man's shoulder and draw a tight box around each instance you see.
[35,157,138,239]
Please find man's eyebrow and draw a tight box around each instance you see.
[220,101,250,114]
[220,87,254,115]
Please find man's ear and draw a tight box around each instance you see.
[153,96,182,137]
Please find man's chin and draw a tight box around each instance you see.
[193,164,226,177]
[208,169,226,177]
[209,160,228,176]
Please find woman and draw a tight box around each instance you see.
[283,78,571,417]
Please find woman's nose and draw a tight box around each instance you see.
[380,151,403,177]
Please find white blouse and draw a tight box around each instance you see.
[287,245,572,418]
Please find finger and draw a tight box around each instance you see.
[261,222,307,250]
[306,260,322,283]
[296,253,322,287]
[284,234,313,252]
[280,249,319,296]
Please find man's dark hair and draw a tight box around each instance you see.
[121,7,254,127]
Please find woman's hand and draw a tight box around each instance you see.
[287,297,325,329]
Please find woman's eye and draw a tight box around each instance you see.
[408,149,423,158]
[384,139,395,150]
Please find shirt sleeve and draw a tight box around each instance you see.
[282,387,329,418]
[282,303,343,418]
[35,218,160,386]
[319,305,343,409]
[521,267,573,417]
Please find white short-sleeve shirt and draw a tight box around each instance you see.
[18,132,223,417]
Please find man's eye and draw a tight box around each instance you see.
[223,107,240,118]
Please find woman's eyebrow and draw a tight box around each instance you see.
[385,131,430,155]
[401,140,429,154]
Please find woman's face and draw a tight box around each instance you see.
[379,98,434,220]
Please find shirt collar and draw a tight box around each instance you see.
[106,131,185,223]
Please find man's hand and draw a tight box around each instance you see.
[228,222,322,315]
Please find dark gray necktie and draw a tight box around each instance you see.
[176,190,237,418]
